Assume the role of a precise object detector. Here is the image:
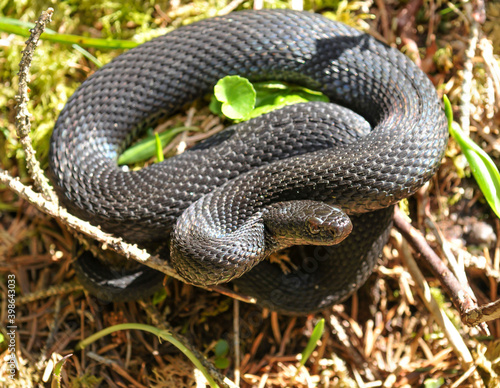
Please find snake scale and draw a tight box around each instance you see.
[49,10,448,314]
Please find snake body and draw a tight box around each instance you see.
[49,10,448,314]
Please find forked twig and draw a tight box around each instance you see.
[393,208,498,328]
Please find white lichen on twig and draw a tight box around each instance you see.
[13,7,58,204]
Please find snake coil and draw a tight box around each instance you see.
[49,10,448,314]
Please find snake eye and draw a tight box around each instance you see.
[307,218,321,235]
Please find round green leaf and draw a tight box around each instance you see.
[214,75,256,120]
[214,339,229,357]
[214,357,229,369]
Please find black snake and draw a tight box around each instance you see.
[49,10,448,314]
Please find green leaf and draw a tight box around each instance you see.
[254,82,328,103]
[151,288,167,305]
[209,96,223,116]
[214,357,229,369]
[213,75,256,120]
[214,339,229,357]
[253,81,290,90]
[443,94,454,127]
[118,126,197,165]
[444,95,500,219]
[297,318,325,372]
[247,95,308,120]
[211,77,329,122]
[424,377,445,388]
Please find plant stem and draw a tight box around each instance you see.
[76,323,220,388]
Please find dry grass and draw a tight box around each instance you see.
[1,1,500,387]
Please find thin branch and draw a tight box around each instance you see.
[0,169,256,304]
[463,298,500,327]
[393,209,477,315]
[14,7,58,203]
[459,2,480,136]
[0,169,164,265]
[424,216,470,288]
[393,208,498,331]
[16,281,83,305]
[6,6,257,307]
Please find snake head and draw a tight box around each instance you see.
[304,204,352,244]
[264,200,353,248]
[306,211,352,243]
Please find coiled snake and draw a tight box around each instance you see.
[49,10,448,314]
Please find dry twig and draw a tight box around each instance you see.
[394,208,500,326]
[233,299,241,387]
[393,229,474,364]
[393,209,485,326]
[458,1,482,135]
[13,8,58,204]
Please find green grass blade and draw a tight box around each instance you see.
[118,126,197,165]
[0,202,18,212]
[443,94,453,125]
[0,17,103,66]
[444,95,500,218]
[155,133,164,162]
[76,323,220,388]
[69,44,103,67]
[0,20,138,49]
[295,318,325,377]
[1,17,103,65]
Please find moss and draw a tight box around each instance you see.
[0,0,168,170]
